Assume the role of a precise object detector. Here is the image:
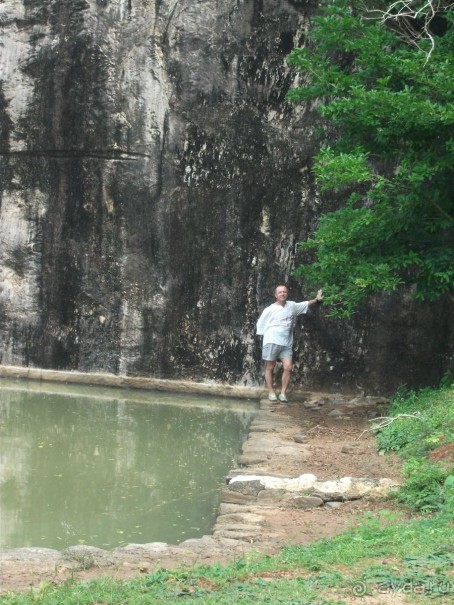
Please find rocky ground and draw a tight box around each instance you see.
[0,392,405,594]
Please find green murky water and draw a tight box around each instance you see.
[0,379,256,550]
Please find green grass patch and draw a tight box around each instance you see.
[375,382,454,459]
[277,511,451,570]
[374,381,454,513]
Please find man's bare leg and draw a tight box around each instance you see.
[264,361,277,395]
[280,358,293,396]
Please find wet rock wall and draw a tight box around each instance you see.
[0,0,452,393]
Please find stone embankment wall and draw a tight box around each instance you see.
[0,0,452,394]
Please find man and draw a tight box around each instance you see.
[256,285,323,402]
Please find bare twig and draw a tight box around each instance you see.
[307,424,338,434]
[364,0,449,61]
[356,411,421,439]
[370,411,421,430]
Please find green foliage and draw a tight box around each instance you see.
[375,382,454,512]
[288,0,454,317]
[359,553,454,597]
[397,458,453,512]
[375,382,454,457]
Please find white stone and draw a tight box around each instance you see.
[229,473,317,492]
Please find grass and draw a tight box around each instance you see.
[2,383,453,604]
[374,381,454,514]
[375,381,454,461]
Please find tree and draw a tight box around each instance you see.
[287,0,454,317]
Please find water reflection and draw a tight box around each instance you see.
[0,379,256,549]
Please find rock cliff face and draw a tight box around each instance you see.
[0,0,452,394]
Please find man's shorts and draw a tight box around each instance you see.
[262,343,293,362]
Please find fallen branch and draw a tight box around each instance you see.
[370,411,421,428]
[307,424,338,434]
[357,411,421,439]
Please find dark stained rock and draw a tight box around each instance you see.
[0,0,452,394]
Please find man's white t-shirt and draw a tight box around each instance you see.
[256,301,309,347]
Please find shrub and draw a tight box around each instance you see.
[397,459,453,513]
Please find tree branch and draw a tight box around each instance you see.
[365,0,449,61]
[370,411,421,430]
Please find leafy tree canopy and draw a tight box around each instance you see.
[287,0,454,317]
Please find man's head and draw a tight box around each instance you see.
[274,285,288,303]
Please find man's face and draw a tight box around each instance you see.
[275,286,288,303]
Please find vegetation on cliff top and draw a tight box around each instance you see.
[287,0,454,317]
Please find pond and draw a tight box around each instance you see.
[0,379,257,550]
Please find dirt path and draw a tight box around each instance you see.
[0,397,404,594]
[238,401,404,548]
